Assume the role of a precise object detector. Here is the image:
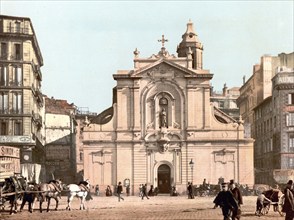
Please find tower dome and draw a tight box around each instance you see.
[177,20,203,70]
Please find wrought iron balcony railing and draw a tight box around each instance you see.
[5,27,29,34]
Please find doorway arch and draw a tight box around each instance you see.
[157,164,171,194]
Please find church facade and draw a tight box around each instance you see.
[82,21,254,194]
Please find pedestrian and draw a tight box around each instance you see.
[106,185,112,196]
[117,181,124,202]
[203,178,208,190]
[126,184,130,196]
[282,180,294,220]
[95,184,99,196]
[139,184,143,197]
[229,180,243,220]
[213,182,238,220]
[148,185,154,196]
[142,183,149,200]
[187,182,194,199]
[255,192,271,216]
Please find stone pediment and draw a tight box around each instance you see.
[132,59,211,79]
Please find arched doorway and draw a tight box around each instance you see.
[157,164,171,193]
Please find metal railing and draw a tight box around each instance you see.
[5,27,29,34]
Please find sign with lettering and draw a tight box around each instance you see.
[285,106,294,112]
[277,76,294,84]
[0,146,20,158]
[0,151,20,174]
[0,135,33,143]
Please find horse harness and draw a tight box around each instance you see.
[79,184,89,192]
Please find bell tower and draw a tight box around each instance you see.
[177,20,203,70]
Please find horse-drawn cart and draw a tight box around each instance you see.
[0,175,27,213]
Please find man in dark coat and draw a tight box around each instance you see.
[117,181,124,202]
[229,180,243,220]
[214,182,238,220]
[187,182,194,199]
[142,183,149,200]
[282,180,294,220]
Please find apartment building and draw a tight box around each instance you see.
[44,97,77,184]
[254,67,294,184]
[238,52,294,138]
[238,52,294,184]
[0,15,45,182]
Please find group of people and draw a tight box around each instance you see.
[138,183,150,200]
[213,179,294,220]
[213,180,242,220]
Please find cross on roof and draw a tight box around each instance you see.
[158,34,168,48]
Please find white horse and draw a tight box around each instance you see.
[66,182,90,210]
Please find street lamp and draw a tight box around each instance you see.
[236,116,243,184]
[189,159,194,183]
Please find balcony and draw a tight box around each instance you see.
[0,108,23,115]
[36,90,43,104]
[5,26,29,35]
[32,84,42,100]
[10,109,23,115]
[9,81,23,86]
[31,63,42,80]
[32,111,42,128]
[10,54,22,61]
[35,65,42,81]
[0,108,9,114]
[31,84,36,96]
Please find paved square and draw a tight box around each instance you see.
[2,195,284,219]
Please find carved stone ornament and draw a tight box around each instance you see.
[157,137,169,153]
[213,148,235,164]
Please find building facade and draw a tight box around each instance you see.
[0,15,45,182]
[44,97,77,184]
[81,21,254,194]
[238,53,294,184]
[254,67,294,184]
[74,107,98,184]
[238,53,294,140]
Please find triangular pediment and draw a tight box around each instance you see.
[113,59,213,80]
[132,59,194,77]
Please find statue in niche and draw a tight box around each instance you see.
[160,108,168,128]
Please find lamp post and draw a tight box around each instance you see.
[189,159,194,183]
[235,116,243,184]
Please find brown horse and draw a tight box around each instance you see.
[38,179,63,212]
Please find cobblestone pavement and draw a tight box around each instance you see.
[1,195,284,220]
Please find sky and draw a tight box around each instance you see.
[0,1,293,114]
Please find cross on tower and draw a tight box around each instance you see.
[158,34,168,48]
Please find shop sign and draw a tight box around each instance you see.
[0,135,33,144]
[0,146,20,158]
